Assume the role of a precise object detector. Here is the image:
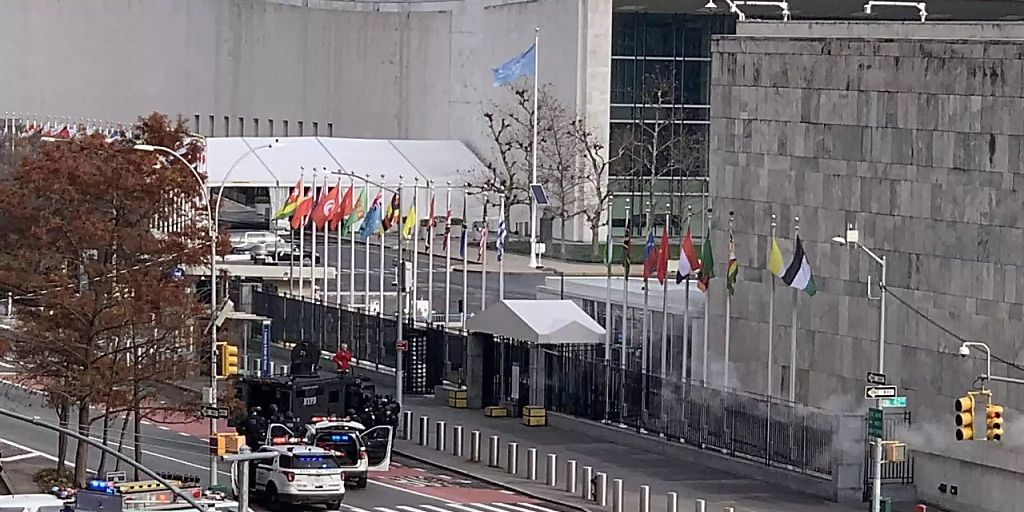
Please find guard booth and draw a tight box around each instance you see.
[464,300,606,415]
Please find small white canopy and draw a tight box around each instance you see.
[466,300,606,345]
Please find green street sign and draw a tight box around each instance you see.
[867,407,884,439]
[880,396,907,408]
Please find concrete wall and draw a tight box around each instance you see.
[1,0,612,240]
[708,33,1024,511]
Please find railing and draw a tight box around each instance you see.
[543,348,839,479]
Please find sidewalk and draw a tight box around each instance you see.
[396,397,861,512]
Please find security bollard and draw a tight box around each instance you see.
[527,448,538,480]
[470,430,481,462]
[507,442,519,475]
[694,499,705,512]
[402,410,413,440]
[566,460,578,494]
[596,472,608,507]
[667,492,678,512]
[639,485,650,512]
[581,466,593,500]
[453,426,464,457]
[488,435,500,467]
[723,508,735,512]
[546,454,557,486]
[612,479,623,512]
[434,421,447,451]
[418,416,429,446]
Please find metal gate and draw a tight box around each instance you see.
[863,411,915,501]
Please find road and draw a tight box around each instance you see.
[0,373,570,512]
[275,236,547,317]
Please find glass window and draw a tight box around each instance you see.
[293,454,341,469]
[682,60,711,105]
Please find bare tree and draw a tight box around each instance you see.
[536,97,582,257]
[569,119,627,256]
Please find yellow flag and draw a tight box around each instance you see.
[402,206,418,239]
[768,238,784,278]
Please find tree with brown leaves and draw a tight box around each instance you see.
[0,113,214,484]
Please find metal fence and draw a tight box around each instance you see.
[543,348,839,479]
[251,289,467,392]
[863,410,915,500]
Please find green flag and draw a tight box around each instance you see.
[697,227,715,293]
[343,182,369,233]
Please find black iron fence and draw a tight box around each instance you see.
[251,290,467,393]
[862,411,915,500]
[543,348,839,479]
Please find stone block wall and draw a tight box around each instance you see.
[708,34,1024,511]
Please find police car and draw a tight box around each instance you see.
[252,441,345,509]
[304,417,394,489]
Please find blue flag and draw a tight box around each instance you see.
[493,44,537,87]
[358,204,383,241]
[644,230,655,261]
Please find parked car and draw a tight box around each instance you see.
[229,231,288,249]
[251,244,321,266]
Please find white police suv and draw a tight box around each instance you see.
[252,443,345,509]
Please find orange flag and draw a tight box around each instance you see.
[290,189,314,230]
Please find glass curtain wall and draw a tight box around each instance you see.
[608,13,736,239]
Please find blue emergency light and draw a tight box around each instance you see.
[86,480,115,495]
[329,434,350,442]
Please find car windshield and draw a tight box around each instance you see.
[313,432,359,465]
[291,454,341,469]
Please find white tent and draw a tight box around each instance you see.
[466,300,606,345]
[204,136,490,221]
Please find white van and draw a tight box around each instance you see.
[0,494,67,512]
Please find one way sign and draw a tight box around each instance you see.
[864,385,898,399]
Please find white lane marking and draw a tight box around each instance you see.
[488,504,543,512]
[375,508,402,512]
[141,420,153,425]
[0,436,95,473]
[457,504,516,512]
[516,504,563,512]
[158,426,171,430]
[449,504,492,512]
[178,432,192,437]
[418,505,451,512]
[395,506,430,512]
[366,478,455,504]
[83,435,229,476]
[339,505,374,512]
[0,361,14,368]
[0,452,41,462]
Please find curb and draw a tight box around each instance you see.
[0,467,14,494]
[394,448,597,512]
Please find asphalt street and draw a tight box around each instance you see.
[0,377,571,512]
[276,235,546,319]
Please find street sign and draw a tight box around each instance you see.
[105,471,127,483]
[866,371,887,385]
[865,385,898,399]
[880,396,907,408]
[867,407,884,439]
[397,340,408,352]
[201,405,229,419]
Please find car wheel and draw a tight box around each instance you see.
[265,483,280,508]
[326,501,342,510]
[356,477,367,489]
[302,256,312,265]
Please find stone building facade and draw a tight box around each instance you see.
[708,29,1024,511]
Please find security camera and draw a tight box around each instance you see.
[958,345,970,358]
[831,236,847,247]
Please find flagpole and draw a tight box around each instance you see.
[789,216,799,403]
[299,170,310,299]
[499,195,506,300]
[767,214,777,398]
[364,175,372,311]
[702,208,713,385]
[620,208,631,426]
[444,183,452,328]
[528,27,541,269]
[427,182,435,323]
[380,176,388,314]
[461,191,469,327]
[290,223,296,294]
[682,206,692,382]
[603,202,613,422]
[641,208,650,378]
[480,193,488,312]
[326,176,336,308]
[412,178,421,323]
[349,177,357,307]
[660,210,670,377]
[724,211,735,388]
[311,172,320,301]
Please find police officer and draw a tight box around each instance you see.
[267,404,284,425]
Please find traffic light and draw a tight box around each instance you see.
[209,434,226,456]
[954,394,975,441]
[986,404,1004,441]
[216,342,239,378]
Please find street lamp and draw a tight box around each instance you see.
[959,342,1024,386]
[831,225,886,512]
[134,140,278,486]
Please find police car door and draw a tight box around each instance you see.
[254,448,276,490]
[360,426,393,471]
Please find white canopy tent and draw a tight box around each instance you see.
[204,136,490,221]
[465,300,606,345]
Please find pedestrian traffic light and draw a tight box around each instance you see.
[986,404,1004,441]
[955,394,975,441]
[216,342,238,378]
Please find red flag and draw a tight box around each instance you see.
[675,227,702,284]
[428,194,436,227]
[311,184,340,229]
[656,226,670,285]
[330,185,354,230]
[290,189,314,230]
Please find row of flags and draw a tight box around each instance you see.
[617,220,817,297]
[3,120,134,142]
[270,177,505,262]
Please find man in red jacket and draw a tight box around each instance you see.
[332,343,352,374]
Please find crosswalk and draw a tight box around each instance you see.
[340,503,564,512]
